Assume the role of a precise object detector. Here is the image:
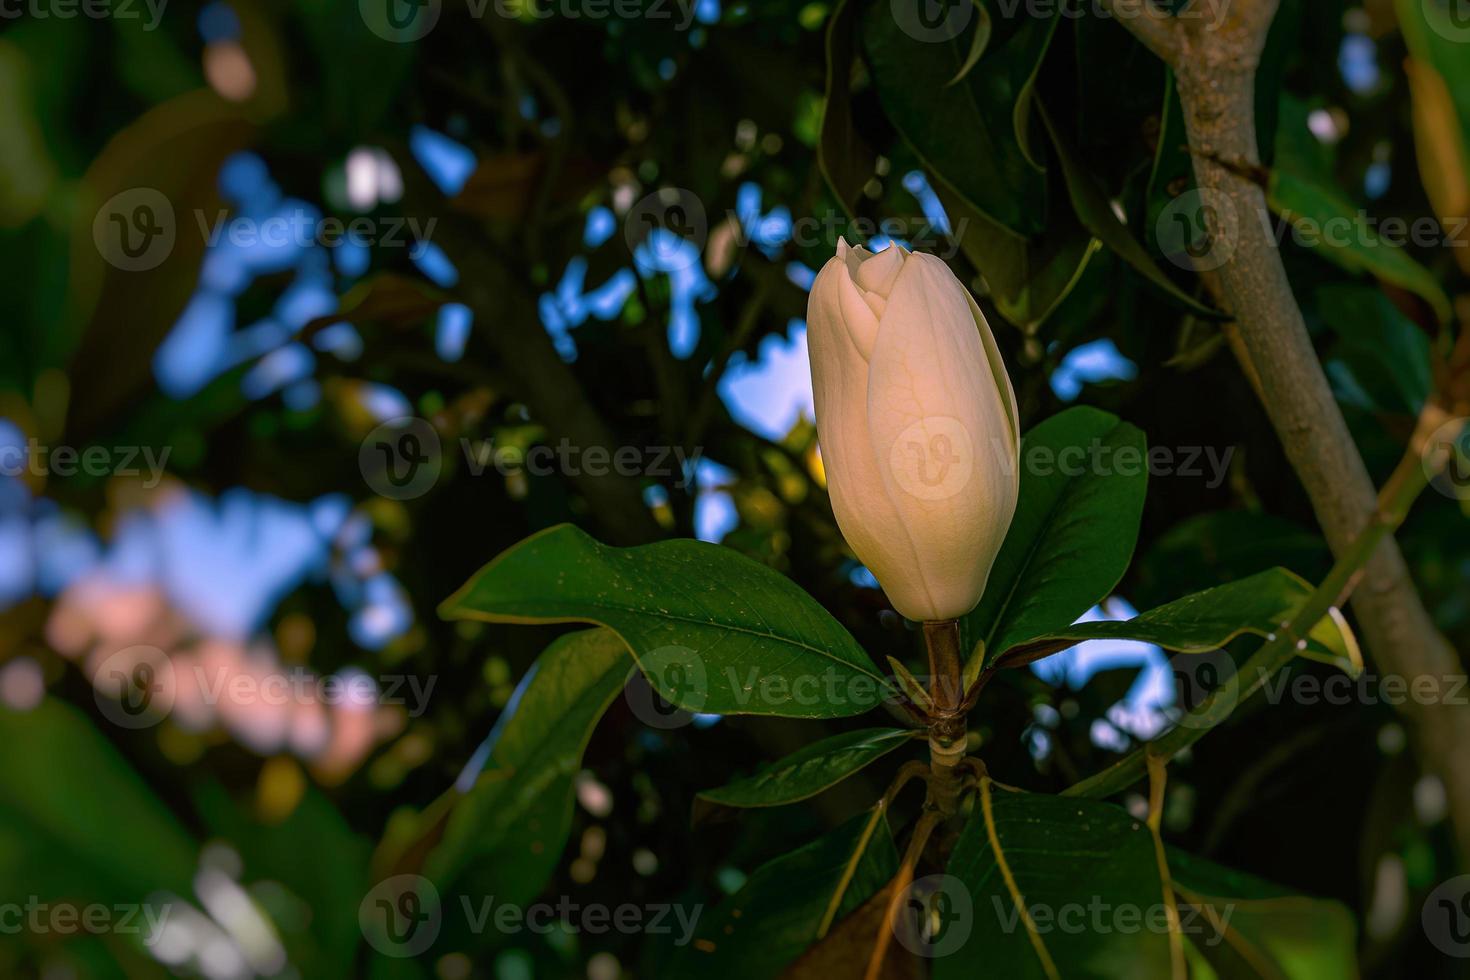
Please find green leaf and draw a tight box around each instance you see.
[860,0,1055,237]
[1317,283,1433,414]
[425,628,632,901]
[195,783,369,977]
[1144,72,1193,253]
[1267,170,1452,325]
[1134,511,1330,611]
[1040,103,1222,319]
[1169,849,1359,978]
[1398,0,1470,139]
[935,791,1174,978]
[672,808,898,977]
[696,728,916,809]
[963,407,1148,664]
[440,524,887,718]
[886,656,934,713]
[817,0,871,218]
[995,568,1362,672]
[0,698,197,901]
[941,181,1100,334]
[1254,0,1303,166]
[946,0,994,87]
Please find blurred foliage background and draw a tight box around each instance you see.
[1,0,1469,976]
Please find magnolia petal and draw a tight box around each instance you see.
[854,243,907,298]
[807,256,917,599]
[863,252,1018,620]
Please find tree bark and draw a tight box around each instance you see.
[1111,0,1470,863]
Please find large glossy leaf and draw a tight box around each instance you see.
[0,698,197,899]
[817,0,870,218]
[1169,849,1359,978]
[669,808,898,978]
[1134,511,1330,610]
[935,791,1174,978]
[195,782,369,978]
[941,179,1099,335]
[1144,72,1193,252]
[424,628,632,902]
[440,524,887,718]
[696,728,917,809]
[1317,283,1433,415]
[1398,0,1470,138]
[963,407,1147,664]
[1040,104,1221,319]
[1254,0,1303,166]
[1399,0,1470,274]
[860,0,1055,237]
[1267,170,1452,325]
[995,568,1361,672]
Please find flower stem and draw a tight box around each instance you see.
[922,618,966,817]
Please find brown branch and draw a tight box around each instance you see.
[1109,0,1470,864]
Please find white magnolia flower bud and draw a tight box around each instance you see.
[806,241,1020,622]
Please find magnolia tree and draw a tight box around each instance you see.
[412,0,1470,976]
[9,0,1470,975]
